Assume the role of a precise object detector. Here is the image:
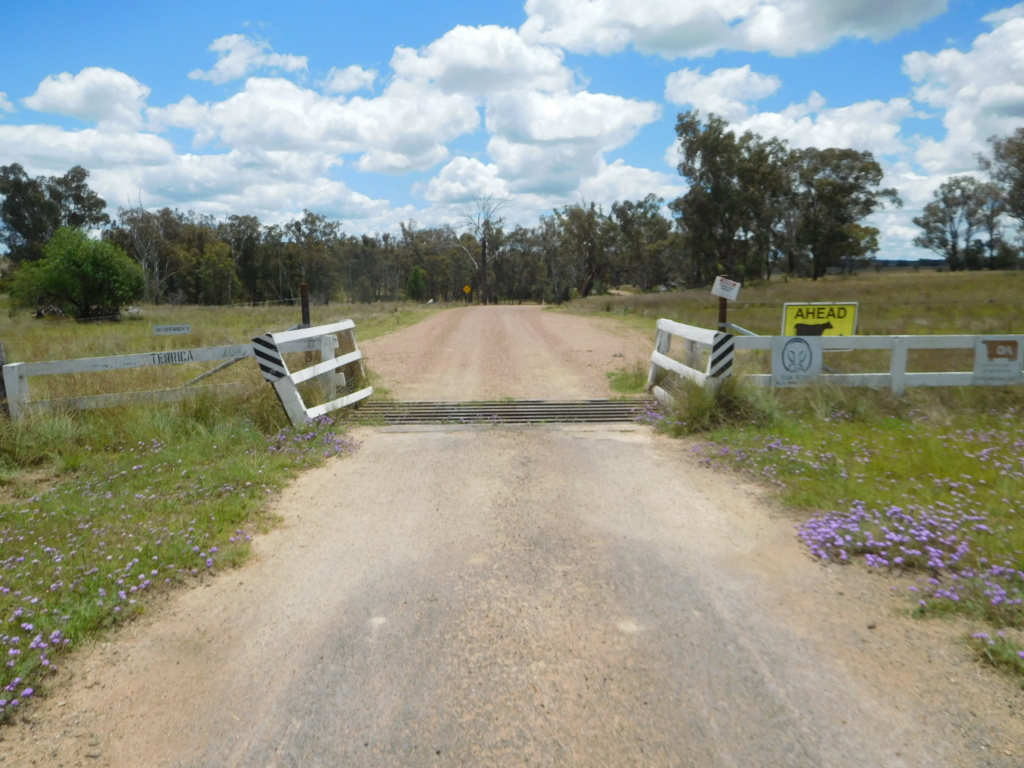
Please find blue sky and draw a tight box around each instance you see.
[2,0,1023,260]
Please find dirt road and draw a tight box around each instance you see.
[4,306,1023,767]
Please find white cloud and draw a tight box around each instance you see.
[22,67,151,130]
[0,93,13,114]
[149,77,480,173]
[189,34,308,84]
[521,0,947,58]
[423,157,510,203]
[391,24,573,95]
[485,90,659,146]
[903,4,1024,173]
[322,65,377,94]
[0,124,174,177]
[738,94,917,156]
[484,136,600,196]
[576,158,683,206]
[665,66,781,121]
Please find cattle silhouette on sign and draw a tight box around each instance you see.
[794,321,833,336]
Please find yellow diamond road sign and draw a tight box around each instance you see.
[782,303,858,337]
[463,285,472,294]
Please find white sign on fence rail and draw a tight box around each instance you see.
[771,336,823,387]
[974,337,1024,385]
[154,324,191,336]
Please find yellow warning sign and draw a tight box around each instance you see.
[463,285,472,294]
[782,303,858,337]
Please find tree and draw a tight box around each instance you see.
[555,201,614,298]
[0,164,109,264]
[611,195,672,291]
[10,228,144,319]
[791,148,900,279]
[981,128,1024,226]
[406,265,427,301]
[913,176,989,270]
[220,214,263,302]
[462,196,509,305]
[670,111,794,284]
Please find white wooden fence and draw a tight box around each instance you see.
[2,320,370,424]
[251,320,372,426]
[648,318,1024,402]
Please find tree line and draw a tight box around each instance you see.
[2,112,1022,318]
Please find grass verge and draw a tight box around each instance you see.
[0,395,358,722]
[645,379,1024,681]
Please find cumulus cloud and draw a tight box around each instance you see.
[150,76,479,173]
[0,124,174,178]
[521,0,947,57]
[423,156,510,203]
[0,93,13,114]
[665,65,781,121]
[478,91,660,195]
[738,94,918,156]
[391,24,573,95]
[189,34,307,84]
[576,158,684,206]
[22,67,151,129]
[903,4,1024,172]
[486,90,659,146]
[322,65,377,94]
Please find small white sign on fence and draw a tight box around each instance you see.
[711,276,741,301]
[974,337,1024,385]
[771,336,823,387]
[154,324,191,336]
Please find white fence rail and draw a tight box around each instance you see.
[648,318,1023,401]
[251,319,372,426]
[2,321,370,423]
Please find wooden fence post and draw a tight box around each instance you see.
[890,336,910,396]
[3,362,27,422]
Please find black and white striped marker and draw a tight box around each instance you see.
[252,333,288,382]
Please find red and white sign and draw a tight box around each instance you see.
[711,276,741,301]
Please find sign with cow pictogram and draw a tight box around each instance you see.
[782,303,858,337]
[973,337,1024,385]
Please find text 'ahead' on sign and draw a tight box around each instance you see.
[782,303,858,337]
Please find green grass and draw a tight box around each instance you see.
[0,297,444,720]
[606,360,648,394]
[649,379,1024,679]
[0,397,360,720]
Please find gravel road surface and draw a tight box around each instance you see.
[4,305,1023,767]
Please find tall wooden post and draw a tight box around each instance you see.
[300,283,311,328]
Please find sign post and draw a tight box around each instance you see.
[711,276,741,332]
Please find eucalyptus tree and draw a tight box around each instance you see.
[462,195,510,305]
[554,201,615,297]
[611,194,672,291]
[671,111,755,283]
[0,164,109,263]
[790,147,899,279]
[220,214,263,302]
[913,175,989,270]
[981,128,1024,227]
[670,111,795,283]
